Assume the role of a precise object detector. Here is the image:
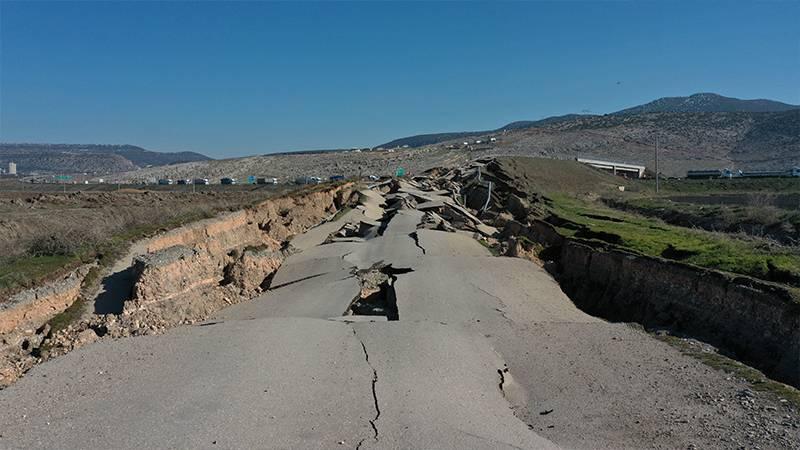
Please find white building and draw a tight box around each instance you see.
[576,158,645,178]
[8,162,17,175]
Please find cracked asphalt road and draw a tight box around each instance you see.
[1,183,797,449]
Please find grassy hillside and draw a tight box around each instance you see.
[493,156,633,195]
[493,157,800,287]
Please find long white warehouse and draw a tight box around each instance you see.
[576,158,646,178]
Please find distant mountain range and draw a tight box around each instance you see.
[378,93,800,149]
[0,144,211,174]
[377,115,590,149]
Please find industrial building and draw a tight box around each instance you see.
[8,162,17,176]
[687,167,800,179]
[576,158,646,178]
[686,169,727,179]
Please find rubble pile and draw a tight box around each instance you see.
[377,159,547,259]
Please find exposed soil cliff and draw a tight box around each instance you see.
[115,183,356,331]
[0,183,357,387]
[501,216,800,389]
[0,266,92,336]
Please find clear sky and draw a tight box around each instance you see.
[1,1,798,158]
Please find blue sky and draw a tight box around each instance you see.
[1,1,798,158]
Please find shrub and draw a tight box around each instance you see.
[27,235,81,257]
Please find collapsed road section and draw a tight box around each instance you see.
[0,168,798,449]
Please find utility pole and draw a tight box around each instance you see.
[655,135,660,194]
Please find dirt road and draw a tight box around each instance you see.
[0,182,797,449]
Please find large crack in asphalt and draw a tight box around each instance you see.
[497,365,510,396]
[352,327,380,449]
[346,264,411,321]
[408,231,426,255]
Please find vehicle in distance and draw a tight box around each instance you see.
[176,179,192,185]
[295,176,322,185]
[329,175,345,181]
[193,178,210,185]
[157,178,173,185]
[257,177,278,185]
[220,177,237,185]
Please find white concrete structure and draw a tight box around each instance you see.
[8,162,17,175]
[576,158,646,178]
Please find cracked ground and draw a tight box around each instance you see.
[1,182,798,449]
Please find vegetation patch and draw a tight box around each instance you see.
[0,255,82,299]
[548,194,800,287]
[660,244,699,260]
[605,197,800,245]
[642,177,800,194]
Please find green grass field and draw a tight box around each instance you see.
[548,194,800,287]
[638,177,800,194]
[0,254,83,295]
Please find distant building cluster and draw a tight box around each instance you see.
[155,177,278,185]
[686,167,800,179]
[1,162,17,176]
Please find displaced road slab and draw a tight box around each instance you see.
[218,268,359,319]
[269,246,358,287]
[394,256,597,325]
[289,208,364,252]
[381,209,424,235]
[344,234,422,270]
[415,228,490,257]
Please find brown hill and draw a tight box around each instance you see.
[481,111,799,176]
[104,111,799,182]
[0,144,211,175]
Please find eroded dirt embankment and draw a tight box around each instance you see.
[96,183,357,333]
[0,266,91,336]
[503,213,800,390]
[0,183,357,386]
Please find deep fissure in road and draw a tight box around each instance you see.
[497,366,509,395]
[408,231,426,255]
[375,207,393,236]
[352,327,380,448]
[347,264,411,321]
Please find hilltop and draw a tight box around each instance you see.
[614,93,800,115]
[379,93,800,149]
[0,144,211,174]
[475,110,800,175]
[377,114,589,149]
[104,109,798,182]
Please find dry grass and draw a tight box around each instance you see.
[0,187,305,302]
